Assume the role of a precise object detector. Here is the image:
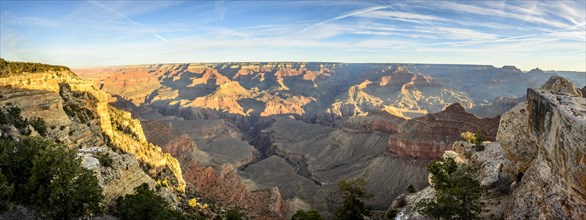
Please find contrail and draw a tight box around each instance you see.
[299,5,388,33]
[88,0,168,42]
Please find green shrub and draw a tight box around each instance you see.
[0,137,52,201]
[385,209,399,219]
[291,209,323,220]
[225,208,247,220]
[473,131,486,149]
[0,136,103,219]
[28,144,103,219]
[474,144,485,151]
[29,118,47,137]
[115,183,185,220]
[415,156,484,219]
[96,151,113,168]
[331,177,373,220]
[406,184,416,193]
[0,168,14,211]
[0,106,47,137]
[0,58,70,77]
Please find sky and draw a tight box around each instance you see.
[0,0,585,71]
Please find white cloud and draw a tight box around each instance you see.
[215,0,225,21]
[299,5,388,32]
[88,0,168,42]
[357,10,448,22]
[10,17,58,27]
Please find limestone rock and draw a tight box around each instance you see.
[0,70,186,205]
[507,86,586,219]
[540,75,582,97]
[79,147,157,205]
[496,102,538,176]
[392,187,435,220]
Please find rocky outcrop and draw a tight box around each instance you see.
[0,70,186,206]
[505,77,585,219]
[539,75,582,97]
[78,146,157,205]
[396,141,514,219]
[496,102,538,176]
[183,163,286,220]
[393,76,586,219]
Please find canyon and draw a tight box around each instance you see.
[0,60,583,219]
[73,62,584,218]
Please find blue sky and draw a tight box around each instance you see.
[1,0,585,71]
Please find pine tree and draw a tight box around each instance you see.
[415,156,483,220]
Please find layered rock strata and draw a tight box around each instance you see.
[392,76,586,219]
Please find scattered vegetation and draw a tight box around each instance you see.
[0,105,48,137]
[59,84,97,124]
[407,184,416,193]
[225,208,248,220]
[473,132,486,151]
[107,105,186,192]
[460,131,487,151]
[291,209,323,220]
[95,151,113,168]
[0,58,70,77]
[29,117,47,137]
[460,131,476,143]
[109,106,140,139]
[415,156,484,220]
[385,209,399,219]
[331,177,374,220]
[115,183,186,220]
[0,136,103,219]
[0,168,14,211]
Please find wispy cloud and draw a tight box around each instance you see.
[88,0,168,42]
[10,16,58,27]
[299,5,388,32]
[215,0,225,21]
[357,10,448,23]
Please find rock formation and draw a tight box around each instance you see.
[392,76,586,219]
[0,70,185,208]
[388,103,500,159]
[507,77,585,219]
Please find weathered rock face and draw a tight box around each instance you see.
[139,115,286,218]
[393,76,586,220]
[79,147,157,205]
[183,163,286,220]
[0,71,185,206]
[388,103,500,159]
[539,75,582,97]
[506,78,586,219]
[396,141,514,220]
[496,102,538,175]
